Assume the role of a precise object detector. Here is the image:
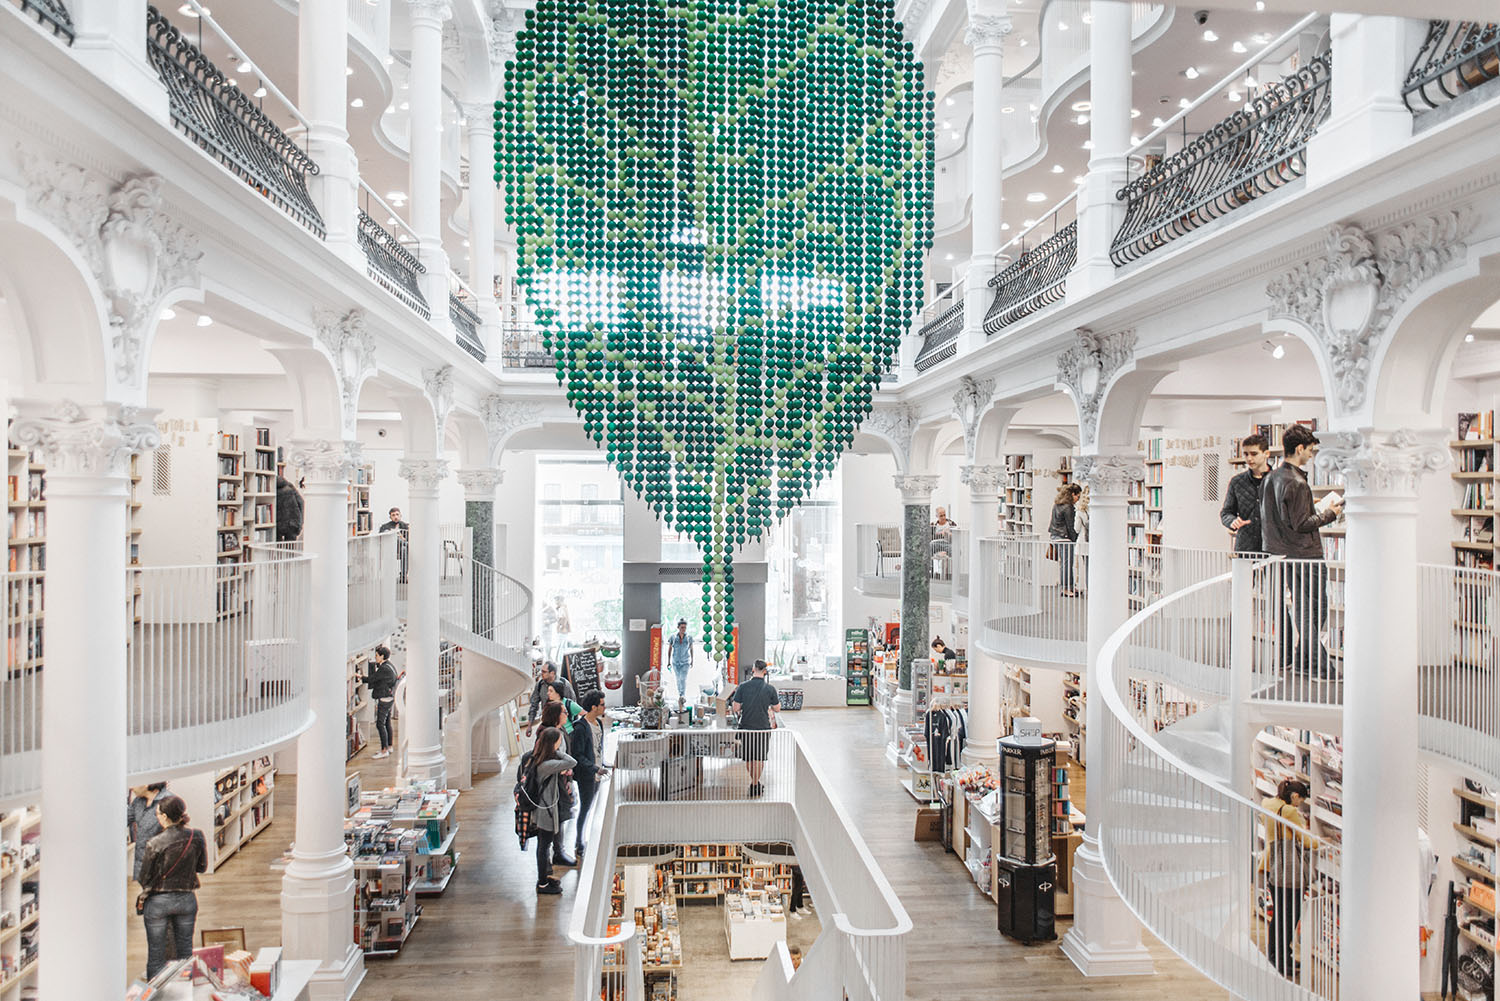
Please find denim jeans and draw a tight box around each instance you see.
[143,890,198,978]
[375,698,395,750]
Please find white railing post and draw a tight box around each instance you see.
[1228,556,1256,797]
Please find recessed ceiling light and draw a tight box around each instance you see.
[350,98,364,108]
[1228,89,1241,102]
[1075,114,1089,125]
[1072,175,1084,185]
[385,55,395,66]
[1051,164,1064,173]
[1057,21,1069,31]
[160,308,176,321]
[1202,29,1218,41]
[1130,108,1141,118]
[387,216,397,226]
[1184,66,1200,79]
[253,86,267,98]
[1232,41,1248,54]
[1023,218,1035,227]
[1081,12,1092,24]
[387,191,406,202]
[399,101,410,111]
[1082,140,1094,149]
[1000,223,1011,231]
[1255,0,1265,9]
[945,253,954,261]
[236,60,252,73]
[178,3,197,14]
[1466,333,1476,342]
[1251,32,1271,44]
[1071,101,1092,112]
[1152,116,1166,127]
[950,131,961,140]
[941,120,952,128]
[1001,106,1015,114]
[1026,192,1047,202]
[196,315,213,327]
[945,97,955,106]
[346,66,354,76]
[228,77,237,87]
[1028,103,1038,112]
[1019,38,1028,46]
[1179,97,1192,109]
[463,239,470,248]
[1272,343,1285,360]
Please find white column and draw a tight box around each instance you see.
[407,0,454,330]
[962,1,1011,343]
[1069,0,1132,298]
[961,464,1004,766]
[280,439,364,1001]
[1062,452,1155,976]
[1305,15,1413,187]
[11,401,156,1001]
[69,0,168,122]
[1320,430,1444,1001]
[298,0,363,267]
[461,103,503,357]
[400,457,448,785]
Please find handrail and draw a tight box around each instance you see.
[983,219,1077,334]
[1403,20,1500,112]
[990,191,1078,273]
[358,180,420,244]
[16,0,74,42]
[175,0,310,130]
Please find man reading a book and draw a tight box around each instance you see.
[1262,425,1343,679]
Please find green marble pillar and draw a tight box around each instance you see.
[895,475,939,693]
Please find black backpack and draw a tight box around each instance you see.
[513,751,544,847]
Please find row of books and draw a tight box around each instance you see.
[6,545,43,572]
[1458,411,1496,441]
[5,473,43,503]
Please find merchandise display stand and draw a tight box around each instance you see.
[722,889,786,960]
[0,806,40,997]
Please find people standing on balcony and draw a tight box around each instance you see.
[365,644,399,759]
[1221,434,1273,553]
[1259,778,1315,977]
[127,782,168,884]
[931,507,957,578]
[137,794,208,979]
[1262,425,1342,677]
[524,661,575,738]
[568,691,609,859]
[379,507,410,583]
[731,659,781,797]
[523,727,577,895]
[274,475,302,543]
[667,617,695,705]
[1049,483,1083,597]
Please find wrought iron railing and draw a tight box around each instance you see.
[15,0,74,42]
[357,210,430,318]
[983,221,1076,334]
[449,286,485,362]
[144,6,325,237]
[500,323,556,369]
[1110,52,1332,267]
[1403,20,1500,113]
[913,301,963,372]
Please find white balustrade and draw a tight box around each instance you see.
[127,545,314,779]
[949,528,970,603]
[977,535,1088,664]
[348,530,397,655]
[1248,557,1347,708]
[1418,562,1500,782]
[0,571,43,806]
[853,523,902,597]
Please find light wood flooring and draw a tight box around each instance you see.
[126,708,1227,1000]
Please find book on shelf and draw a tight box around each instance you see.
[1458,411,1496,441]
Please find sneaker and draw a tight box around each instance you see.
[537,881,563,896]
[371,750,391,759]
[553,852,578,868]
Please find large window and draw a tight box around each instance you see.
[535,457,625,657]
[765,470,843,675]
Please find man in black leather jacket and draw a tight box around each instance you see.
[1261,425,1343,676]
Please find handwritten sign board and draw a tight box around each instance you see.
[566,646,601,702]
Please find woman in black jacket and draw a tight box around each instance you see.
[138,794,208,978]
[1049,483,1083,597]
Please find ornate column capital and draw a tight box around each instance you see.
[481,395,543,457]
[1076,453,1145,497]
[285,438,363,485]
[1315,429,1448,498]
[460,102,495,138]
[965,9,1013,54]
[399,457,451,492]
[407,0,452,28]
[960,463,1005,497]
[1267,210,1476,416]
[456,468,504,498]
[864,404,919,470]
[952,376,996,461]
[313,307,375,436]
[893,474,941,506]
[9,400,159,478]
[1057,327,1136,448]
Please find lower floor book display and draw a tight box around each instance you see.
[344,784,461,958]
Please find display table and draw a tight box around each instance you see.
[614,727,746,800]
[768,675,846,708]
[154,960,318,1001]
[722,892,787,960]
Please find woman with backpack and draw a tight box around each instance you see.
[1260,778,1315,976]
[523,726,577,895]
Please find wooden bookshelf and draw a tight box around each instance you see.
[1452,783,1499,956]
[5,432,44,677]
[349,464,374,537]
[1452,411,1496,572]
[1003,454,1034,536]
[243,426,278,556]
[176,756,276,873]
[0,806,40,998]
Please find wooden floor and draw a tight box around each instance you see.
[127,708,1227,1000]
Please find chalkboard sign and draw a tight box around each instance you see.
[566,646,601,702]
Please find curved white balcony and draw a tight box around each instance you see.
[348,531,398,655]
[853,523,962,601]
[1418,562,1500,784]
[976,535,1088,666]
[1,571,43,807]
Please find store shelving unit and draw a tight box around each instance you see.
[844,628,871,706]
[1003,454,1034,536]
[1126,437,1165,613]
[349,464,374,537]
[0,806,40,998]
[1002,663,1031,734]
[1061,671,1084,764]
[243,426,277,556]
[5,431,44,677]
[1452,784,1499,960]
[1251,727,1342,845]
[176,756,276,873]
[348,823,424,957]
[215,431,245,618]
[607,864,680,1001]
[1452,410,1496,572]
[347,651,374,761]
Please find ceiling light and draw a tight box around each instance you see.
[950,131,961,141]
[1072,175,1084,184]
[462,239,470,248]
[1028,103,1038,112]
[346,66,354,76]
[1019,38,1028,46]
[350,98,364,108]
[399,101,410,111]
[1152,117,1165,127]
[1026,192,1046,202]
[1057,21,1069,31]
[178,3,197,14]
[1051,164,1064,173]
[1252,32,1271,44]
[945,97,955,107]
[945,253,954,261]
[1272,344,1285,359]
[1081,12,1092,24]
[1179,97,1192,109]
[1023,218,1035,227]
[387,216,397,226]
[253,86,267,98]
[236,60,252,73]
[196,315,213,328]
[1000,223,1011,231]
[1082,140,1094,149]
[1001,106,1015,114]
[1232,41,1248,54]
[160,308,176,321]
[1075,114,1089,125]
[228,77,237,87]
[1245,74,1258,88]
[1071,101,1092,112]
[385,55,395,66]
[387,191,406,202]
[941,120,952,128]
[1202,29,1218,41]
[1255,0,1265,9]
[1466,333,1476,343]
[1130,108,1142,119]
[1228,89,1241,102]
[1184,66,1200,80]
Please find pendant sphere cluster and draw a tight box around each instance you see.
[495,0,934,657]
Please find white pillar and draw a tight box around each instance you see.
[461,103,503,357]
[1305,15,1414,187]
[407,0,454,330]
[963,2,1011,343]
[70,0,168,122]
[280,439,364,1001]
[11,402,156,1001]
[961,463,1004,766]
[299,0,363,267]
[1321,430,1443,1001]
[400,457,448,785]
[1069,0,1132,298]
[1061,452,1154,976]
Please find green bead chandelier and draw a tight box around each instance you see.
[495,0,933,659]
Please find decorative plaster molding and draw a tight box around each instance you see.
[1315,429,1449,497]
[423,364,455,443]
[1267,210,1476,414]
[480,395,543,456]
[893,474,941,505]
[313,308,376,433]
[1076,453,1145,497]
[863,404,919,469]
[10,400,160,477]
[1056,328,1136,447]
[399,457,451,492]
[952,376,995,461]
[965,10,1013,51]
[456,468,504,497]
[285,438,363,484]
[15,151,202,386]
[460,101,494,134]
[960,463,1005,495]
[407,0,452,27]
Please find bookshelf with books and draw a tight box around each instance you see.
[1003,454,1034,536]
[243,427,278,557]
[1451,780,1499,962]
[1061,671,1084,763]
[6,431,44,678]
[176,755,276,873]
[0,806,40,998]
[345,818,425,957]
[1453,410,1496,572]
[349,464,374,537]
[128,453,143,625]
[1126,437,1166,613]
[607,862,681,1000]
[347,651,375,761]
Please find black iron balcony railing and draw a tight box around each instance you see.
[144,6,325,238]
[449,288,485,362]
[16,0,74,42]
[501,324,557,370]
[913,301,963,373]
[357,210,429,318]
[1403,21,1500,113]
[1110,52,1332,268]
[983,221,1077,335]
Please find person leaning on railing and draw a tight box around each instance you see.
[1258,778,1316,978]
[1049,483,1083,597]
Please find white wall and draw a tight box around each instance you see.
[841,451,902,633]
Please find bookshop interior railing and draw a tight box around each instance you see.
[1248,557,1346,709]
[984,215,1077,336]
[1417,562,1500,783]
[913,295,963,374]
[357,207,430,319]
[449,273,486,362]
[348,531,398,655]
[978,535,1088,665]
[16,0,74,42]
[1402,20,1500,113]
[0,571,43,806]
